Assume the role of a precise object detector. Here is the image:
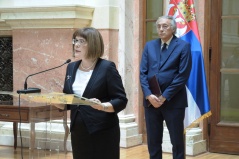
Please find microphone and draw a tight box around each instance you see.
[17,59,71,94]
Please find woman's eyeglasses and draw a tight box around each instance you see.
[72,39,86,45]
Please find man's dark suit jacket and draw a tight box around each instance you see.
[140,36,192,109]
[63,58,128,134]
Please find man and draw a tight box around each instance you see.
[140,15,192,159]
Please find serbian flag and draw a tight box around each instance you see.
[166,0,212,129]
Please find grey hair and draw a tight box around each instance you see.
[156,15,177,34]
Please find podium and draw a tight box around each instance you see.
[0,100,68,158]
[0,92,97,158]
[0,91,98,105]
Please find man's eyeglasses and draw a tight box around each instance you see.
[72,39,86,45]
[157,24,171,30]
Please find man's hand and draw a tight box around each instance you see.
[158,95,166,103]
[147,94,166,108]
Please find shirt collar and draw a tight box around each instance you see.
[161,36,173,46]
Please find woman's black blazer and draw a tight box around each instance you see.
[63,58,128,134]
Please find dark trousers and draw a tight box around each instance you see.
[144,106,185,159]
[71,113,120,159]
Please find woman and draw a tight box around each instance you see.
[61,27,128,159]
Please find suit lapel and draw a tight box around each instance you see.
[155,39,161,64]
[82,58,102,97]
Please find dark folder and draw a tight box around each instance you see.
[146,75,162,106]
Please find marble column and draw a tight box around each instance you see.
[117,0,143,147]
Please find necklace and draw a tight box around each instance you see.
[80,60,97,71]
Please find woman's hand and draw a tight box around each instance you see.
[89,98,103,110]
[89,98,115,112]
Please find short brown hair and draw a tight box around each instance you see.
[72,27,104,59]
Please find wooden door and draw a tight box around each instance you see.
[209,0,239,154]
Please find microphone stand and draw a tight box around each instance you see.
[17,59,71,94]
[15,59,71,159]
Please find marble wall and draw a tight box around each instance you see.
[13,29,73,93]
[12,29,119,93]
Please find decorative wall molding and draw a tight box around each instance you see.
[0,5,94,30]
